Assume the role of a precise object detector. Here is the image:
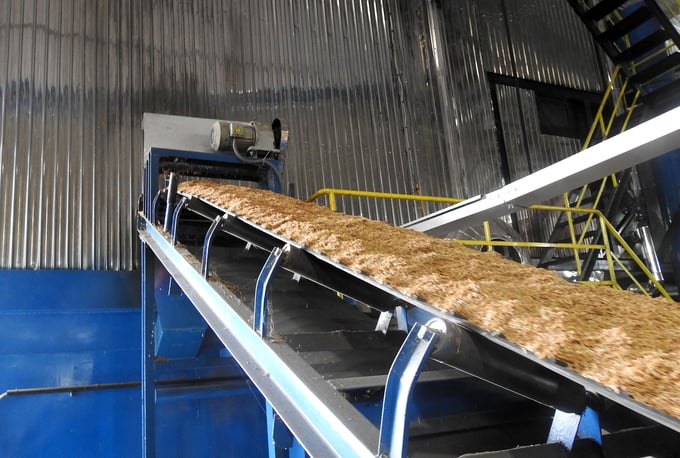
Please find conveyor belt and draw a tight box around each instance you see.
[171,191,680,435]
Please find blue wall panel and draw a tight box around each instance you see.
[0,270,268,457]
[0,270,142,457]
[156,384,268,458]
[0,270,140,310]
[0,388,141,458]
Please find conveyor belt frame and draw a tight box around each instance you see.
[167,192,680,435]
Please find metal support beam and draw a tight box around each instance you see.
[163,172,179,232]
[577,406,602,445]
[254,246,287,338]
[404,107,680,235]
[151,190,162,225]
[378,324,438,457]
[170,196,187,245]
[201,215,226,278]
[394,306,409,332]
[267,402,305,458]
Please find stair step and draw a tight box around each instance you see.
[613,30,670,63]
[553,230,601,244]
[582,0,629,22]
[537,256,585,269]
[566,193,599,207]
[630,52,680,86]
[643,77,680,110]
[554,214,594,228]
[597,6,654,42]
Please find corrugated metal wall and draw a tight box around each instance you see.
[0,0,604,270]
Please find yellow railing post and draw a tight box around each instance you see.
[329,192,337,212]
[562,194,582,275]
[598,214,618,287]
[483,221,492,252]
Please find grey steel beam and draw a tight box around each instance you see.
[404,107,680,236]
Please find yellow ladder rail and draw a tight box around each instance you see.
[563,62,644,271]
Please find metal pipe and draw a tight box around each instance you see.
[0,376,251,401]
[630,167,664,282]
[0,381,140,400]
[638,225,664,282]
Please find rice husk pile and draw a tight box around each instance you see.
[179,180,680,419]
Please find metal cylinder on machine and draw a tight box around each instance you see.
[210,121,256,153]
[630,168,664,282]
[652,148,680,284]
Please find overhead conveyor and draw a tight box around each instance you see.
[404,106,680,236]
[139,114,680,457]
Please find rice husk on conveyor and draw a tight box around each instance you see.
[179,180,680,419]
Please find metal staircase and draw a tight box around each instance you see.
[537,0,680,291]
[568,0,680,113]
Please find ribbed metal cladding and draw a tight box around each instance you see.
[0,0,140,270]
[504,0,604,92]
[397,0,605,204]
[0,0,605,269]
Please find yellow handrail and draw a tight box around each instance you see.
[306,188,671,299]
[306,188,463,212]
[530,204,670,298]
[581,66,621,149]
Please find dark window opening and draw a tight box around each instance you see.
[487,72,602,142]
[535,93,597,139]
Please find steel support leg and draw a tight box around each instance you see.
[201,215,225,278]
[378,324,438,457]
[266,402,305,458]
[254,246,288,338]
[170,196,187,245]
[163,172,178,232]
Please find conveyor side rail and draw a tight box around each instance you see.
[139,217,379,458]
